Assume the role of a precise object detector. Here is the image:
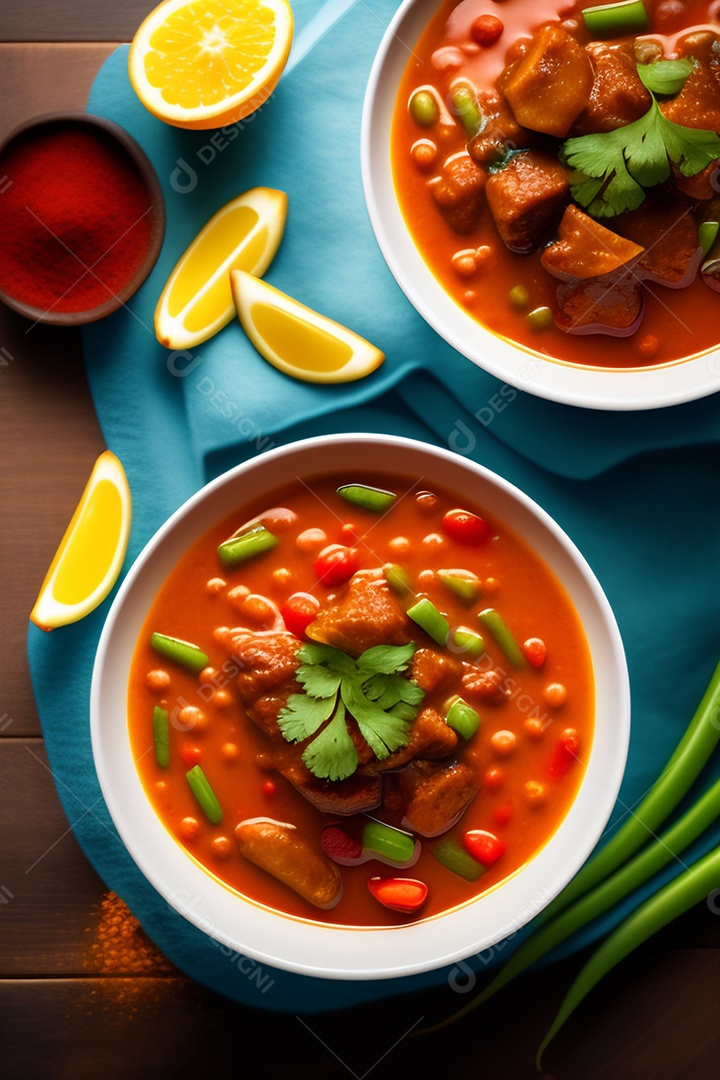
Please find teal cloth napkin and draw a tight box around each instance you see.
[28,0,720,1013]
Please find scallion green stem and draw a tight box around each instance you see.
[539,656,720,923]
[416,658,720,1037]
[536,844,720,1067]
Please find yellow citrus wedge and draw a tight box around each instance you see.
[230,270,385,383]
[128,0,294,130]
[30,451,132,631]
[155,187,287,350]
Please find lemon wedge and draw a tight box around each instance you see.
[128,0,294,131]
[30,451,132,631]
[230,270,385,383]
[155,187,287,350]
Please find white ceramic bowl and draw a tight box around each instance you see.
[361,0,720,412]
[91,434,630,980]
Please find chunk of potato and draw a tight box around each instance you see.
[500,24,594,138]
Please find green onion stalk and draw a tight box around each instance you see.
[421,657,720,1034]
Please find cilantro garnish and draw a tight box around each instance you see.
[561,62,720,218]
[277,642,424,781]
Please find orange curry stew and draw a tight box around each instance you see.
[128,475,594,927]
[391,0,720,369]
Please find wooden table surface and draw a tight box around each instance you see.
[2,3,719,1077]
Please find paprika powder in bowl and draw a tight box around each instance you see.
[0,112,165,326]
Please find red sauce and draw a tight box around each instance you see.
[128,474,594,927]
[391,0,720,369]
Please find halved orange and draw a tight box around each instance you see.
[128,0,294,130]
[155,187,287,349]
[30,451,132,631]
[231,269,385,383]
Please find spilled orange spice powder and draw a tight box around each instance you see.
[84,890,176,1015]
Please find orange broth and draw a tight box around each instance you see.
[128,474,594,927]
[391,0,720,369]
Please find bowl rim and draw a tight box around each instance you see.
[0,111,165,327]
[90,433,630,980]
[360,0,720,413]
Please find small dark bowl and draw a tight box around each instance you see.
[0,112,165,326]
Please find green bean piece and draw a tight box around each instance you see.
[425,769,720,1032]
[407,598,449,646]
[536,845,720,1067]
[451,86,483,138]
[527,305,554,331]
[152,706,170,768]
[478,608,525,668]
[362,820,416,865]
[186,764,223,824]
[445,696,481,739]
[539,655,720,922]
[449,628,485,660]
[582,0,649,38]
[409,89,439,127]
[217,523,278,568]
[385,563,414,597]
[337,484,397,513]
[150,632,209,675]
[432,838,484,882]
[437,568,482,605]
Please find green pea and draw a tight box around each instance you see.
[409,89,439,127]
[451,86,483,138]
[508,284,530,310]
[527,305,554,331]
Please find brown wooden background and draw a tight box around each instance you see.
[1,3,719,1077]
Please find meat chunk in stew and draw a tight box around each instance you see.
[485,150,570,254]
[431,153,487,234]
[306,572,411,655]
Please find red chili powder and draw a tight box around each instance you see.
[0,124,154,314]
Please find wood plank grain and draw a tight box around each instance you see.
[1,950,719,1080]
[0,741,126,973]
[1,4,150,42]
[0,44,110,739]
[0,44,118,143]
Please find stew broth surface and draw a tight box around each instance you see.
[128,474,594,927]
[391,0,720,369]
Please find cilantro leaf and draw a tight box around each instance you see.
[278,692,335,742]
[277,641,423,778]
[561,81,720,218]
[296,662,342,699]
[364,672,425,710]
[657,109,720,177]
[301,700,358,781]
[356,642,416,676]
[297,642,355,673]
[340,675,412,759]
[637,58,692,96]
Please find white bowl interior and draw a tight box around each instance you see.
[361,0,720,412]
[91,434,630,980]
